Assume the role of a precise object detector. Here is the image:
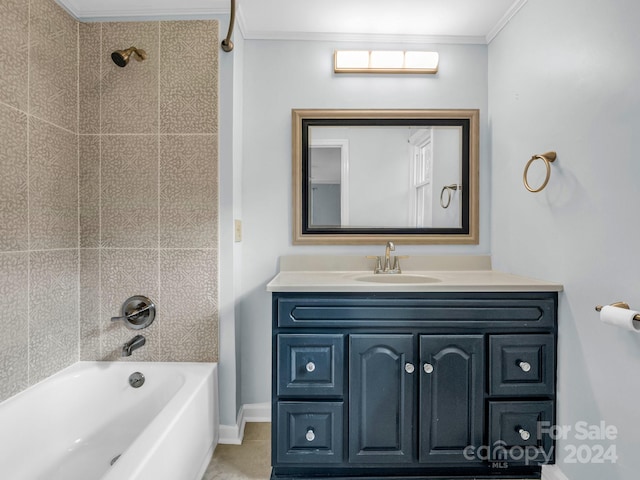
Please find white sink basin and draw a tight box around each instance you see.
[354,274,442,284]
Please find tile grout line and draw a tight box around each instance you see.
[76,132,219,136]
[76,17,81,363]
[26,0,31,387]
[9,247,218,253]
[157,21,162,360]
[98,22,103,360]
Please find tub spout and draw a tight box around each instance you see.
[122,334,146,357]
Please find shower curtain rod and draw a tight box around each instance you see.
[221,0,236,52]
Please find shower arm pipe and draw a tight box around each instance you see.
[221,0,236,52]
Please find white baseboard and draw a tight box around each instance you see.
[218,402,270,445]
[542,465,570,480]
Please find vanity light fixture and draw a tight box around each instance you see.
[334,50,439,74]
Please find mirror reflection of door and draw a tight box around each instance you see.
[309,140,349,227]
[409,128,433,227]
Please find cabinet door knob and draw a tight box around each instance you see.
[305,361,316,372]
[518,361,532,373]
[405,362,415,374]
[305,429,315,442]
[518,428,531,441]
[423,363,434,374]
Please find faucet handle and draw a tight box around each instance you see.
[392,255,409,273]
[366,255,383,273]
[111,296,155,330]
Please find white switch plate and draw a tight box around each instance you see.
[234,219,242,242]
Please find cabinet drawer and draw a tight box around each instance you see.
[488,401,554,464]
[489,334,555,396]
[276,295,556,329]
[276,402,344,464]
[277,334,344,397]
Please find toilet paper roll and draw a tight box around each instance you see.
[600,305,640,332]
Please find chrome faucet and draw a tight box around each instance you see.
[122,334,146,357]
[384,241,395,271]
[368,241,404,274]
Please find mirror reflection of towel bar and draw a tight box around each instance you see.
[440,184,461,209]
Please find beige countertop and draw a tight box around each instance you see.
[266,255,563,293]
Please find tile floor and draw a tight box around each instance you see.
[201,423,541,480]
[202,422,271,480]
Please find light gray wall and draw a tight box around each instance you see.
[218,14,243,427]
[347,128,411,227]
[240,39,489,405]
[489,1,640,479]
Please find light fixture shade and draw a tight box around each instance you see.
[334,50,439,74]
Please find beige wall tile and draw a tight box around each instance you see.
[80,248,101,360]
[0,104,28,252]
[160,135,218,248]
[159,249,218,362]
[101,135,158,248]
[79,22,102,134]
[29,117,79,250]
[65,20,220,369]
[0,252,29,402]
[0,0,29,112]
[80,135,100,248]
[29,249,79,385]
[30,0,78,132]
[101,22,159,134]
[160,21,218,134]
[100,249,159,361]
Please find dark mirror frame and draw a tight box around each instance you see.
[292,109,479,245]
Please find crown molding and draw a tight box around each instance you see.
[55,0,229,22]
[236,3,248,39]
[486,0,528,43]
[56,0,526,46]
[240,30,488,45]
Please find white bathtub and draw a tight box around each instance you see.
[0,361,219,480]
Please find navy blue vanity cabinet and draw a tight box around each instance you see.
[271,292,558,480]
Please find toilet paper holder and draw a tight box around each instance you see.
[595,302,640,321]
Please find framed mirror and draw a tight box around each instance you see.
[292,109,479,245]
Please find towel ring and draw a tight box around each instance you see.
[523,151,556,192]
[440,184,461,209]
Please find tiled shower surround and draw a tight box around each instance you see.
[0,0,219,402]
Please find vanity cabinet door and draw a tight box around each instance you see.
[349,335,415,464]
[419,335,484,464]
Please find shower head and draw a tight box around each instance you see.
[111,47,147,67]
